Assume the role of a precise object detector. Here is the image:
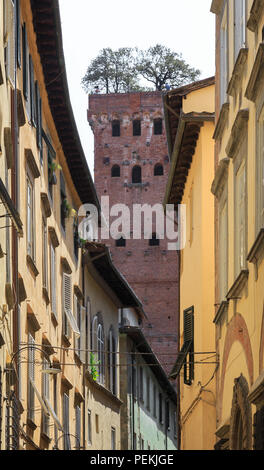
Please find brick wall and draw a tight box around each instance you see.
[88,92,179,375]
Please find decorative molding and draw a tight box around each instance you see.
[210,0,224,14]
[41,192,52,218]
[48,226,59,248]
[225,109,249,158]
[60,256,72,274]
[247,228,264,263]
[213,300,229,324]
[25,149,40,179]
[247,0,264,32]
[211,158,230,198]
[213,103,229,141]
[226,269,249,300]
[27,305,41,332]
[27,254,39,278]
[227,48,248,97]
[248,370,264,405]
[74,285,83,300]
[245,44,264,102]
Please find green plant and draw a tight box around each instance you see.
[90,352,99,381]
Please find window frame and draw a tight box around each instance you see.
[26,169,35,262]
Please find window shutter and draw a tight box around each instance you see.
[29,56,36,127]
[22,23,29,103]
[28,334,35,421]
[6,0,15,88]
[35,81,42,150]
[80,306,86,363]
[50,243,56,316]
[74,294,79,355]
[75,406,81,449]
[63,393,71,450]
[16,0,21,68]
[63,273,72,336]
[183,307,194,344]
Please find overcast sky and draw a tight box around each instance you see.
[59,0,215,175]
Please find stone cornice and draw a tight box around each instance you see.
[247,0,264,32]
[227,48,248,97]
[226,269,249,300]
[211,157,230,198]
[225,109,249,158]
[247,228,264,264]
[213,103,229,141]
[245,43,264,102]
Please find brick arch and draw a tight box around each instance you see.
[219,313,254,421]
[259,303,264,374]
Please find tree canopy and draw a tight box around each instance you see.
[82,44,201,94]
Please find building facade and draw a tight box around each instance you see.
[163,77,216,450]
[211,0,264,450]
[88,92,179,374]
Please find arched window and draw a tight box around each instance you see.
[154,164,164,176]
[108,328,117,395]
[149,232,160,246]
[112,120,120,137]
[111,165,120,177]
[132,165,142,184]
[153,118,163,135]
[116,236,126,247]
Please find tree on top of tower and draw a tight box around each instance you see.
[82,45,200,94]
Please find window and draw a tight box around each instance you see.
[28,334,35,422]
[29,55,36,126]
[75,405,81,450]
[116,236,126,247]
[111,165,120,177]
[149,233,159,246]
[153,384,157,417]
[256,108,264,232]
[139,366,144,402]
[133,120,141,136]
[234,147,247,278]
[42,358,50,436]
[60,172,67,232]
[87,409,92,445]
[97,323,105,385]
[159,393,163,424]
[5,0,16,88]
[146,376,150,410]
[219,191,228,301]
[63,393,71,450]
[42,216,48,292]
[108,328,117,395]
[153,118,162,135]
[132,165,142,184]
[50,242,56,317]
[26,172,35,260]
[111,427,116,450]
[234,0,246,63]
[112,120,120,137]
[169,306,194,384]
[220,5,228,107]
[154,164,163,176]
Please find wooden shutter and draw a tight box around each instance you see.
[74,294,80,356]
[80,306,86,363]
[6,0,15,88]
[183,307,194,344]
[63,393,71,450]
[75,406,81,449]
[29,56,36,126]
[35,81,42,150]
[63,273,72,336]
[50,243,56,316]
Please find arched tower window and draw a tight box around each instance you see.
[149,232,160,246]
[153,118,163,135]
[154,164,164,176]
[111,165,120,177]
[132,165,142,184]
[112,120,120,137]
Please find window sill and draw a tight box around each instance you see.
[247,228,264,264]
[27,254,39,278]
[226,269,249,300]
[85,370,123,407]
[227,48,248,97]
[213,300,229,324]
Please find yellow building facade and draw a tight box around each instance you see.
[211,0,264,450]
[163,77,216,449]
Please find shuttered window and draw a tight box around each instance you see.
[5,0,15,88]
[220,6,228,107]
[97,323,105,385]
[42,216,48,291]
[28,334,35,422]
[74,296,85,360]
[29,55,36,127]
[35,81,42,153]
[75,405,81,450]
[50,242,56,317]
[235,159,247,277]
[169,306,194,384]
[257,111,264,232]
[63,393,71,450]
[22,23,30,118]
[42,358,50,436]
[62,273,72,337]
[234,0,246,63]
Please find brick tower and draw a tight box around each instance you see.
[88,91,179,375]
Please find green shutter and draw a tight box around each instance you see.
[183,306,194,344]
